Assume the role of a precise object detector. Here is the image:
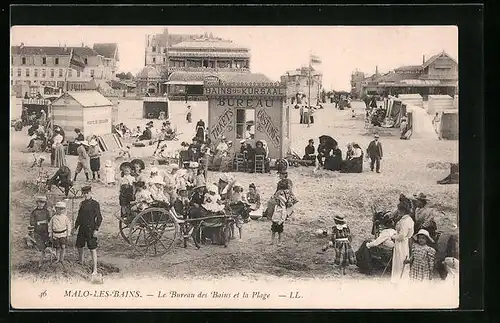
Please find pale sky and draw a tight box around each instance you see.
[11,26,458,91]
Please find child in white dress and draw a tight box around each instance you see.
[104,160,116,185]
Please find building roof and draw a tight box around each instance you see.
[11,45,101,57]
[374,72,404,83]
[167,71,272,84]
[55,91,113,107]
[93,43,119,61]
[422,51,457,69]
[171,37,249,51]
[137,66,162,79]
[394,65,422,72]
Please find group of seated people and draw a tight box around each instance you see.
[26,120,47,152]
[356,193,459,280]
[302,138,364,173]
[209,137,270,173]
[118,159,261,247]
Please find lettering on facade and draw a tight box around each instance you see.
[205,87,285,97]
[210,109,234,140]
[256,108,281,148]
[217,98,274,108]
[87,119,109,125]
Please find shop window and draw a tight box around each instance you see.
[236,108,246,139]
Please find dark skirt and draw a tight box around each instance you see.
[334,240,356,266]
[271,221,284,233]
[90,157,100,172]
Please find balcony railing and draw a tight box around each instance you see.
[167,67,250,73]
[22,98,52,105]
[143,96,169,102]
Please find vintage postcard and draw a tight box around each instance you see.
[10,25,459,309]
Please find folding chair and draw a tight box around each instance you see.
[254,155,265,173]
[233,153,245,172]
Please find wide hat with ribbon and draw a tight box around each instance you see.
[413,229,435,243]
[55,201,67,208]
[333,214,346,223]
[413,192,428,201]
[120,162,132,172]
[36,195,47,202]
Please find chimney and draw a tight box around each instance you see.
[375,66,379,75]
[81,42,84,47]
[423,55,425,64]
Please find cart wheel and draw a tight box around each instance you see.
[128,207,178,257]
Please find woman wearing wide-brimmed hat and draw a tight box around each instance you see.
[52,127,67,168]
[406,229,436,282]
[391,202,415,284]
[412,192,439,242]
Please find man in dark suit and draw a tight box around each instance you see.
[366,134,383,173]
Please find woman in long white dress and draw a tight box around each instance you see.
[52,128,67,168]
[391,203,415,284]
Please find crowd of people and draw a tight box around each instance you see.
[302,133,383,173]
[19,97,457,286]
[355,193,459,284]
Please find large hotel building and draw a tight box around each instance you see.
[10,43,119,97]
[136,29,269,100]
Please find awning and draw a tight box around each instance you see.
[164,81,204,85]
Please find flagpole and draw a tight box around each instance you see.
[307,52,311,126]
[64,48,72,93]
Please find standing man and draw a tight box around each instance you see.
[74,141,91,182]
[186,105,192,123]
[366,134,383,173]
[299,104,304,124]
[73,186,102,275]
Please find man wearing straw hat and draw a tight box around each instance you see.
[74,140,91,182]
[73,186,102,275]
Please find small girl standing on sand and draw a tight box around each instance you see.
[321,214,356,275]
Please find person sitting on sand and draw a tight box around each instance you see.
[246,183,261,212]
[303,139,316,166]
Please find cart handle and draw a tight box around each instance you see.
[182,214,237,223]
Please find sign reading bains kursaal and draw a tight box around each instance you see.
[204,83,286,97]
